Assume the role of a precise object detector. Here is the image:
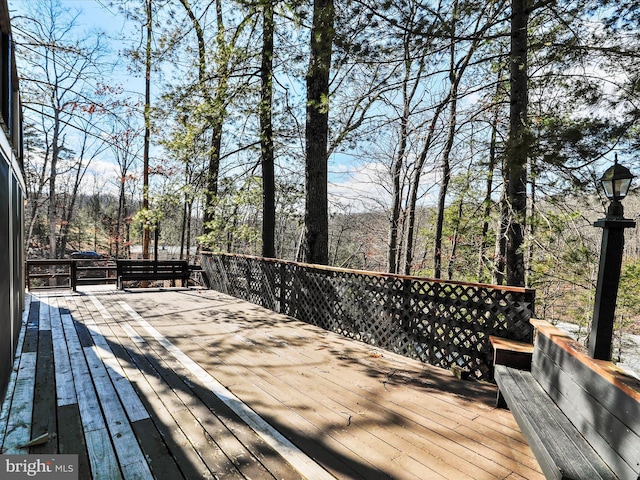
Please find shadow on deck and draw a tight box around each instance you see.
[0,286,543,480]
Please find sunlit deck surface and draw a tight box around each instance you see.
[0,286,544,479]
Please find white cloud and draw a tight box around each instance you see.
[328,159,440,213]
[329,161,391,212]
[81,158,123,195]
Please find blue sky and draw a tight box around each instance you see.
[9,0,143,92]
[10,1,124,34]
[7,0,425,210]
[9,0,161,195]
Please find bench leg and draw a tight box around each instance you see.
[496,390,508,409]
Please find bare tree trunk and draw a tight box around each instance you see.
[26,140,51,253]
[27,201,41,253]
[388,163,403,273]
[116,179,126,259]
[388,33,416,274]
[124,201,131,259]
[433,96,457,278]
[198,0,229,231]
[447,197,465,280]
[260,0,275,258]
[142,0,152,260]
[433,0,461,279]
[494,185,508,285]
[527,163,536,287]
[478,74,502,283]
[48,109,61,258]
[404,1,490,276]
[180,198,188,260]
[403,99,448,275]
[303,0,334,265]
[59,133,95,255]
[505,0,530,286]
[186,201,193,262]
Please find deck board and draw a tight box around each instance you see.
[57,403,91,479]
[101,306,283,479]
[191,335,475,479]
[31,329,57,454]
[1,286,545,480]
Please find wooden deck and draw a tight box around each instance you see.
[0,286,544,480]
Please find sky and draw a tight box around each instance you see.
[7,0,438,211]
[8,1,147,197]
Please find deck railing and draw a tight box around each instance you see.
[201,253,536,381]
[26,259,117,291]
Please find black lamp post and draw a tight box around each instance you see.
[589,156,636,360]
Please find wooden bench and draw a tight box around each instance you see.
[116,260,191,290]
[492,321,640,480]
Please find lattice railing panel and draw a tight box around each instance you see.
[201,254,535,381]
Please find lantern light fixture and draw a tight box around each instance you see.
[600,154,634,203]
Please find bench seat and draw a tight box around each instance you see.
[494,364,618,480]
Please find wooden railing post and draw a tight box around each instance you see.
[70,261,77,291]
[26,260,31,291]
[279,261,286,315]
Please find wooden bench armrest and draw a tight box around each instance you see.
[489,335,534,371]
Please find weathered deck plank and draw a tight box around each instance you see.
[0,286,545,480]
[57,403,91,480]
[74,295,210,479]
[59,308,123,479]
[106,319,255,479]
[178,329,468,479]
[0,295,29,446]
[2,352,36,454]
[50,299,76,406]
[31,329,57,454]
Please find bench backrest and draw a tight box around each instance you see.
[117,260,189,276]
[530,320,640,480]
